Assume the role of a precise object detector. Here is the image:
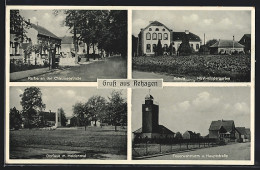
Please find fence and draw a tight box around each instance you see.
[132,138,218,159]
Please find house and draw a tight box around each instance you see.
[236,127,251,142]
[20,20,62,66]
[245,128,251,141]
[209,39,244,55]
[239,34,251,53]
[133,93,175,140]
[182,131,200,140]
[172,31,201,53]
[209,120,236,143]
[137,21,201,56]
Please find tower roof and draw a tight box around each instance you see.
[145,94,154,100]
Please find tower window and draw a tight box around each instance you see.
[146,32,151,40]
[152,33,157,40]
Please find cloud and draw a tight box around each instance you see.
[203,19,213,25]
[219,18,232,26]
[183,14,199,23]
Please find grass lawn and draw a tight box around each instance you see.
[133,54,250,82]
[10,126,127,159]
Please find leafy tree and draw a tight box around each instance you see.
[86,95,107,126]
[175,132,183,140]
[10,107,22,130]
[20,87,46,129]
[157,40,163,56]
[206,39,218,47]
[72,102,88,128]
[107,90,127,131]
[57,107,67,126]
[178,34,193,56]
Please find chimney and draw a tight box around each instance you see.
[185,30,189,34]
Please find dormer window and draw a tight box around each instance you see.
[155,28,159,31]
[149,28,152,31]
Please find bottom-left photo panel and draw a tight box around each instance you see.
[7,86,127,160]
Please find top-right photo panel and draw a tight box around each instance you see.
[132,9,253,82]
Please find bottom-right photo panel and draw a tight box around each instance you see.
[132,87,252,161]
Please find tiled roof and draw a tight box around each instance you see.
[29,22,61,40]
[172,32,201,42]
[143,21,171,32]
[245,128,250,135]
[210,40,244,48]
[133,125,175,135]
[244,34,251,38]
[209,120,235,132]
[60,36,73,44]
[236,127,247,135]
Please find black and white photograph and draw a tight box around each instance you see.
[132,87,251,160]
[132,10,252,82]
[9,9,127,82]
[8,87,127,160]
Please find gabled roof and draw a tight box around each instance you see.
[210,40,244,48]
[245,128,251,135]
[209,120,235,132]
[236,127,247,135]
[172,32,201,42]
[133,125,175,135]
[60,36,73,44]
[143,21,171,32]
[28,22,61,40]
[244,34,251,39]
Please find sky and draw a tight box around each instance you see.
[132,87,251,136]
[19,10,71,37]
[132,10,251,43]
[9,87,127,118]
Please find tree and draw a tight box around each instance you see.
[107,90,127,131]
[86,95,107,126]
[57,107,67,126]
[175,132,183,140]
[157,40,163,56]
[178,34,193,56]
[206,39,218,47]
[72,102,88,128]
[10,107,22,130]
[20,87,46,129]
[168,42,175,56]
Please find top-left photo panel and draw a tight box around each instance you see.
[7,9,128,82]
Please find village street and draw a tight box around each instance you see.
[17,56,127,82]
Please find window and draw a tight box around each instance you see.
[146,33,151,40]
[152,33,157,40]
[149,28,152,31]
[158,33,162,40]
[153,44,156,52]
[146,44,151,52]
[196,44,199,50]
[155,28,159,31]
[162,28,165,31]
[190,43,193,49]
[164,33,168,40]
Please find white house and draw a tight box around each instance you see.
[137,21,201,56]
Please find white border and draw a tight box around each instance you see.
[5,6,255,165]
